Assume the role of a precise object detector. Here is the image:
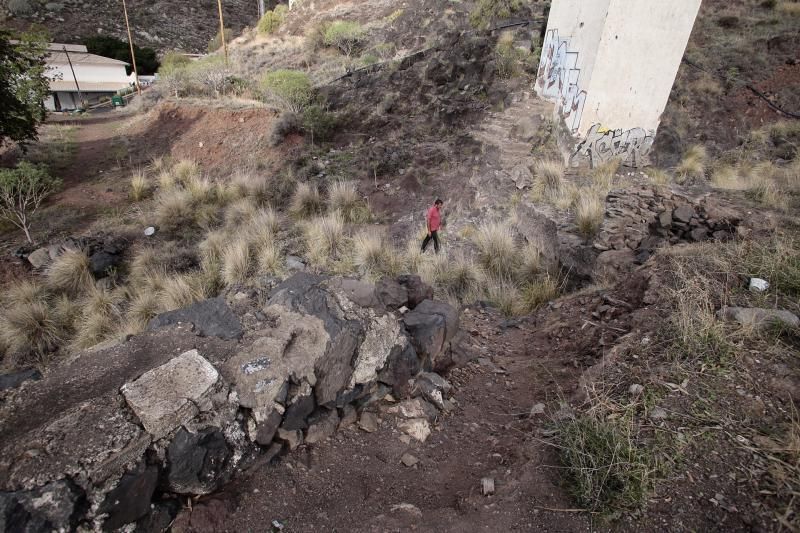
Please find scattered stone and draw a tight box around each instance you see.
[529,403,545,416]
[305,409,340,444]
[629,384,644,395]
[672,205,695,224]
[400,453,419,467]
[718,306,799,330]
[339,404,358,428]
[649,406,668,421]
[27,248,51,269]
[377,342,420,399]
[276,428,303,450]
[749,278,769,292]
[166,427,231,495]
[388,398,438,420]
[121,349,220,439]
[89,250,122,278]
[285,255,306,272]
[98,463,159,530]
[0,368,42,391]
[282,394,316,431]
[397,418,431,442]
[390,503,422,517]
[358,411,379,433]
[413,372,451,409]
[403,300,458,369]
[144,226,156,236]
[148,297,243,340]
[254,410,283,446]
[481,477,495,496]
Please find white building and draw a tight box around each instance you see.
[44,43,134,111]
[535,0,702,166]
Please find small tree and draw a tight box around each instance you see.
[258,5,288,34]
[323,21,365,59]
[158,51,191,97]
[0,29,51,147]
[0,162,62,244]
[261,70,313,113]
[189,56,229,97]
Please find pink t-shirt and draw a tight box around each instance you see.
[427,206,441,231]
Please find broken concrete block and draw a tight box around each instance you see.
[121,349,219,439]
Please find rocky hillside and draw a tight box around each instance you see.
[1,0,258,52]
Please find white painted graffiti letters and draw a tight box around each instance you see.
[573,124,655,166]
[536,29,586,134]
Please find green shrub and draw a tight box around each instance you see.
[495,31,529,79]
[208,27,233,53]
[302,105,337,143]
[558,414,654,516]
[470,0,521,29]
[323,20,366,58]
[257,9,285,34]
[261,70,314,113]
[159,51,190,74]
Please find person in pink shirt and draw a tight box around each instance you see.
[421,198,443,254]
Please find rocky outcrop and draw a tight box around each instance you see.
[0,273,457,531]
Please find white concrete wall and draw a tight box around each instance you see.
[536,0,610,134]
[536,0,701,166]
[580,0,702,135]
[47,63,129,84]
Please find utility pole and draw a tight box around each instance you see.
[63,46,84,110]
[257,0,265,19]
[121,0,141,96]
[217,0,229,64]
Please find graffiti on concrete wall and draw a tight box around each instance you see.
[536,29,586,134]
[573,124,655,166]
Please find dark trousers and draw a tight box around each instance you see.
[421,231,439,253]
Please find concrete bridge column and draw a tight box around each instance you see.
[535,0,702,167]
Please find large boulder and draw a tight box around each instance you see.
[148,297,243,340]
[121,350,221,439]
[403,300,459,370]
[396,275,433,309]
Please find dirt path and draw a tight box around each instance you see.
[172,276,647,532]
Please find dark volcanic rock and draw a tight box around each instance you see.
[148,297,243,340]
[375,277,409,310]
[396,275,433,309]
[377,342,421,398]
[281,394,316,431]
[403,300,459,369]
[99,464,159,530]
[0,368,42,392]
[0,480,85,533]
[166,428,232,495]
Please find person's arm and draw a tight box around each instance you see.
[426,210,431,235]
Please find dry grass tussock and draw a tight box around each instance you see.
[230,170,272,204]
[124,291,160,334]
[304,212,345,267]
[257,241,283,276]
[155,188,194,230]
[589,158,621,191]
[224,197,259,228]
[130,168,150,201]
[70,288,123,350]
[45,250,94,296]
[329,181,371,223]
[291,182,324,219]
[221,236,252,285]
[0,299,62,357]
[247,209,280,247]
[521,274,559,312]
[473,221,516,279]
[574,190,604,238]
[675,144,707,183]
[645,167,670,186]
[776,2,800,15]
[352,231,403,279]
[2,279,48,307]
[533,159,564,195]
[418,251,481,305]
[172,159,200,185]
[158,272,210,311]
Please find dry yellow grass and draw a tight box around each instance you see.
[291,182,325,219]
[675,144,707,183]
[158,273,207,311]
[172,159,200,184]
[352,231,403,279]
[776,2,800,15]
[130,169,150,201]
[0,300,62,356]
[474,221,516,279]
[71,288,123,350]
[45,250,94,296]
[645,167,670,186]
[304,212,345,266]
[256,241,283,275]
[575,190,605,238]
[520,275,559,312]
[221,236,252,285]
[329,181,371,223]
[155,189,194,230]
[711,164,747,190]
[224,197,259,228]
[534,159,564,194]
